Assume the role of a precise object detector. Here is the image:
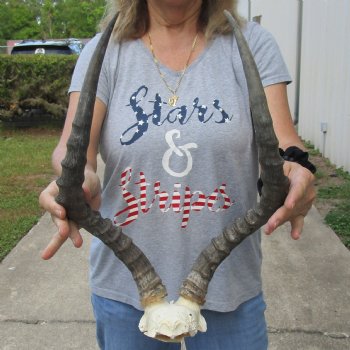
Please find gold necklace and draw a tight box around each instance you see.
[148,32,199,107]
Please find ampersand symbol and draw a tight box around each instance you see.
[162,129,198,178]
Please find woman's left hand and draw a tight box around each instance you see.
[264,161,316,239]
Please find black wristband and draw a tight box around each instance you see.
[257,146,316,196]
[279,146,317,174]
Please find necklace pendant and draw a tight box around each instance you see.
[168,95,179,107]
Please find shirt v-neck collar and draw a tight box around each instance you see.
[136,37,215,77]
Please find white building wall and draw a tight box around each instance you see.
[298,0,350,171]
[237,0,300,120]
[236,0,350,172]
[237,0,249,18]
[249,0,300,120]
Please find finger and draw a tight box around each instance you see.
[82,183,92,202]
[68,221,83,248]
[290,215,305,240]
[264,187,300,235]
[52,215,70,235]
[265,184,312,235]
[39,183,66,219]
[83,172,99,195]
[41,220,82,260]
[82,176,101,210]
[52,217,83,248]
[264,204,289,235]
[42,215,71,260]
[284,168,315,209]
[283,181,306,210]
[41,230,69,260]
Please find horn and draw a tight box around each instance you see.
[178,11,290,305]
[55,14,167,307]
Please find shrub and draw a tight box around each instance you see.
[0,54,77,126]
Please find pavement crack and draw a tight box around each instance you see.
[1,319,95,325]
[1,321,349,340]
[268,327,349,340]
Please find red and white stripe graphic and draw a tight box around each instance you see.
[114,167,139,226]
[113,167,234,229]
[191,191,206,211]
[171,184,182,212]
[154,181,171,212]
[181,186,192,228]
[207,184,233,212]
[135,172,152,213]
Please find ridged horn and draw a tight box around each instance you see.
[178,10,290,305]
[55,14,167,307]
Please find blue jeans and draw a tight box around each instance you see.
[91,293,268,350]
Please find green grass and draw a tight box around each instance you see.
[317,166,350,202]
[0,126,59,261]
[318,183,350,199]
[304,140,350,249]
[325,202,350,248]
[320,181,350,248]
[303,140,321,157]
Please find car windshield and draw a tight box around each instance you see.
[11,40,84,55]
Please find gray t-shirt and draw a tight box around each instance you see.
[69,21,291,312]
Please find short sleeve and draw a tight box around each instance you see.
[68,33,109,106]
[246,22,292,87]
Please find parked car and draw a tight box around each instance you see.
[11,38,84,55]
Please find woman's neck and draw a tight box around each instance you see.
[144,0,205,71]
[147,0,202,34]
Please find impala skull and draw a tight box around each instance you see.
[139,297,207,342]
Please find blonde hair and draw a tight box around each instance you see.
[100,0,243,41]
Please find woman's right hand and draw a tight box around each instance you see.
[39,169,101,260]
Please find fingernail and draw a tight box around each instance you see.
[264,227,272,235]
[293,232,300,240]
[266,221,278,235]
[55,209,62,217]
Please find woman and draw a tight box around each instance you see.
[39,1,315,349]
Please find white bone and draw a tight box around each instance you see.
[139,297,207,342]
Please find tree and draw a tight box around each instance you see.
[0,0,106,41]
[55,0,106,38]
[0,0,41,40]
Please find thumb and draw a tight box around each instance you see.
[82,172,101,209]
